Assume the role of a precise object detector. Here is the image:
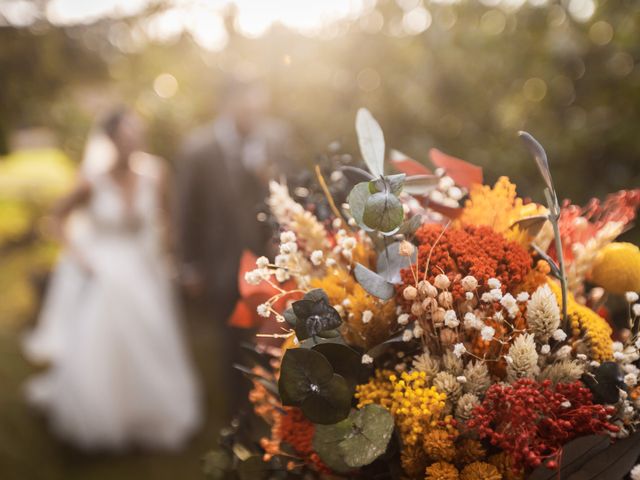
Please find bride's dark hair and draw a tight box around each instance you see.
[100,107,128,141]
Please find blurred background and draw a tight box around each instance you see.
[1,0,639,479]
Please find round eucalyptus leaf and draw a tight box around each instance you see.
[347,182,373,228]
[304,288,330,303]
[312,342,361,389]
[301,373,351,425]
[292,295,342,340]
[363,191,404,233]
[340,404,394,468]
[278,348,334,406]
[283,308,298,327]
[313,419,354,473]
[316,328,341,339]
[376,241,417,284]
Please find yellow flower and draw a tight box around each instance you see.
[548,280,612,361]
[425,461,460,480]
[457,176,547,246]
[590,242,640,295]
[460,461,502,480]
[355,370,449,446]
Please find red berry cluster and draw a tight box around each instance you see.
[467,379,618,470]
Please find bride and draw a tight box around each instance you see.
[22,108,201,450]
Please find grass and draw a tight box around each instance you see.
[0,308,227,480]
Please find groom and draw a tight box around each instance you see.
[174,78,290,410]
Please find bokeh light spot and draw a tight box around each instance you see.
[589,20,614,46]
[523,77,547,102]
[402,7,431,35]
[357,68,381,92]
[480,9,506,36]
[608,52,634,77]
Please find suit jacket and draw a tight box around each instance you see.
[175,116,289,317]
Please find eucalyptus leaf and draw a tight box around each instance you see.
[340,404,394,467]
[510,214,549,239]
[356,108,385,177]
[283,308,298,327]
[365,326,413,358]
[354,263,395,300]
[518,131,554,194]
[292,295,342,341]
[301,373,352,424]
[402,174,440,196]
[312,342,361,390]
[371,174,405,195]
[347,181,373,230]
[278,348,334,405]
[376,241,417,284]
[313,419,353,473]
[340,165,375,183]
[397,214,423,237]
[363,191,404,233]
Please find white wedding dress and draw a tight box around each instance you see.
[23,158,201,450]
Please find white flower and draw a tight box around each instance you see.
[490,288,503,301]
[561,401,571,408]
[613,341,624,353]
[280,231,296,243]
[461,276,478,291]
[481,292,494,303]
[590,360,601,368]
[244,270,262,285]
[310,250,324,266]
[326,258,336,267]
[493,311,504,322]
[413,324,424,337]
[500,293,519,318]
[274,254,289,267]
[275,314,286,323]
[625,373,638,387]
[516,292,530,303]
[456,375,467,383]
[540,344,551,354]
[480,325,495,341]
[504,355,513,364]
[439,176,455,190]
[444,310,460,328]
[487,277,501,289]
[362,310,373,324]
[397,313,410,325]
[257,304,270,318]
[556,345,572,359]
[453,343,467,358]
[614,351,625,361]
[275,268,289,283]
[402,329,414,342]
[448,186,463,201]
[463,312,482,330]
[576,353,587,361]
[552,329,567,342]
[256,256,270,268]
[630,464,640,480]
[361,354,374,365]
[465,291,474,301]
[340,236,357,251]
[526,284,561,342]
[434,274,451,290]
[280,242,298,255]
[626,292,639,303]
[633,304,640,317]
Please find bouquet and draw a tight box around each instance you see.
[204,109,640,480]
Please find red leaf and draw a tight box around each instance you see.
[429,148,483,189]
[390,150,432,176]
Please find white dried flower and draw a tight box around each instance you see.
[633,304,640,317]
[275,268,289,283]
[626,292,640,303]
[516,292,530,303]
[504,355,513,364]
[413,324,424,337]
[561,401,571,408]
[552,329,567,342]
[402,329,414,342]
[433,371,463,401]
[630,464,640,480]
[540,344,551,355]
[463,312,483,330]
[463,361,491,395]
[480,325,495,341]
[434,274,451,290]
[274,254,289,267]
[453,343,466,358]
[500,293,519,318]
[456,376,467,383]
[448,186,463,201]
[443,350,464,375]
[398,240,415,257]
[540,359,584,384]
[403,285,418,300]
[506,333,540,382]
[624,373,638,387]
[439,176,455,190]
[526,284,561,342]
[590,361,601,368]
[444,310,459,328]
[577,353,587,360]
[481,293,493,303]
[361,354,374,365]
[310,250,324,266]
[556,345,573,359]
[397,313,410,325]
[465,291,474,301]
[493,311,504,322]
[455,393,480,423]
[490,288,503,301]
[257,304,270,318]
[280,231,296,243]
[461,276,478,291]
[487,278,501,289]
[362,310,373,324]
[613,341,624,352]
[340,236,357,251]
[280,241,297,255]
[256,256,270,268]
[326,258,336,267]
[614,351,625,361]
[245,270,262,285]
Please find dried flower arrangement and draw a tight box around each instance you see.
[204,109,640,480]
